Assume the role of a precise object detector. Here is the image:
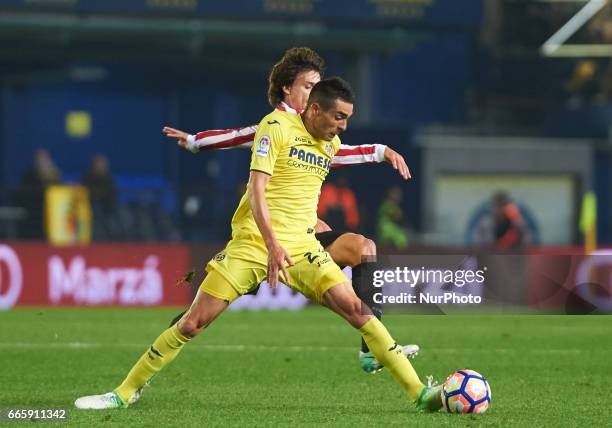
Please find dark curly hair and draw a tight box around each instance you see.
[267,47,325,107]
[307,76,355,110]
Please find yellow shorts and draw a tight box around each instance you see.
[200,235,348,304]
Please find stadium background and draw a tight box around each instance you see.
[1,1,611,426]
[1,0,611,311]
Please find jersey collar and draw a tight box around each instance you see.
[276,101,301,114]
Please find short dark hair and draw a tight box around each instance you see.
[307,76,355,110]
[267,47,325,107]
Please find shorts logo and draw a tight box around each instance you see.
[213,252,226,262]
[304,251,319,264]
[256,135,271,157]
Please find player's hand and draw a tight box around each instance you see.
[163,126,190,150]
[267,242,294,288]
[384,147,411,180]
[315,218,332,233]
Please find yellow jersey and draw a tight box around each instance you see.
[230,109,341,243]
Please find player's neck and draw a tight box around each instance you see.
[301,108,318,139]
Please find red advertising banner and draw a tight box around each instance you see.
[527,247,612,313]
[0,242,191,309]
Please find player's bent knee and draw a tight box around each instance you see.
[362,238,376,257]
[338,233,366,266]
[354,234,376,257]
[350,234,376,265]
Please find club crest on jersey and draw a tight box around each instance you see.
[324,142,335,158]
[256,135,271,157]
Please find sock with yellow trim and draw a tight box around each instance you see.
[115,324,190,402]
[359,317,424,400]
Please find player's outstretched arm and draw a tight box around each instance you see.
[332,144,411,180]
[332,144,386,168]
[162,125,257,153]
[248,171,294,288]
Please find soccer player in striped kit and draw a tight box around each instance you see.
[163,48,416,375]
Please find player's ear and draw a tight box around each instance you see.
[282,85,292,96]
[310,102,320,115]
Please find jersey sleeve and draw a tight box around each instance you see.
[331,144,387,168]
[185,125,258,153]
[249,119,284,176]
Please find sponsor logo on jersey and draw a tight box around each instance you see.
[267,120,280,125]
[213,252,226,262]
[256,135,271,157]
[288,146,331,171]
[294,135,312,145]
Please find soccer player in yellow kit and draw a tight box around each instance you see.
[74,77,442,412]
[163,47,417,374]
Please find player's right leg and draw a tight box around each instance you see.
[321,282,442,412]
[74,271,234,410]
[317,231,419,372]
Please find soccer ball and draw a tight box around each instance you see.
[441,369,491,414]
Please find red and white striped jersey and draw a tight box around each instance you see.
[185,102,387,167]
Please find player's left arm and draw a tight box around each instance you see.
[249,171,294,288]
[332,144,411,180]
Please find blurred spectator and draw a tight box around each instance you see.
[595,59,612,102]
[82,154,118,240]
[21,148,62,186]
[376,186,408,249]
[491,191,524,249]
[18,148,62,239]
[317,176,359,230]
[565,60,600,107]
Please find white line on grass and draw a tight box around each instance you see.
[0,342,590,354]
[0,342,353,352]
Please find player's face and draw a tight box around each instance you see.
[283,70,321,110]
[311,99,353,141]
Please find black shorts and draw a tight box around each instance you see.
[315,230,346,248]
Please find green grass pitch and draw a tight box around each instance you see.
[1,308,610,427]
